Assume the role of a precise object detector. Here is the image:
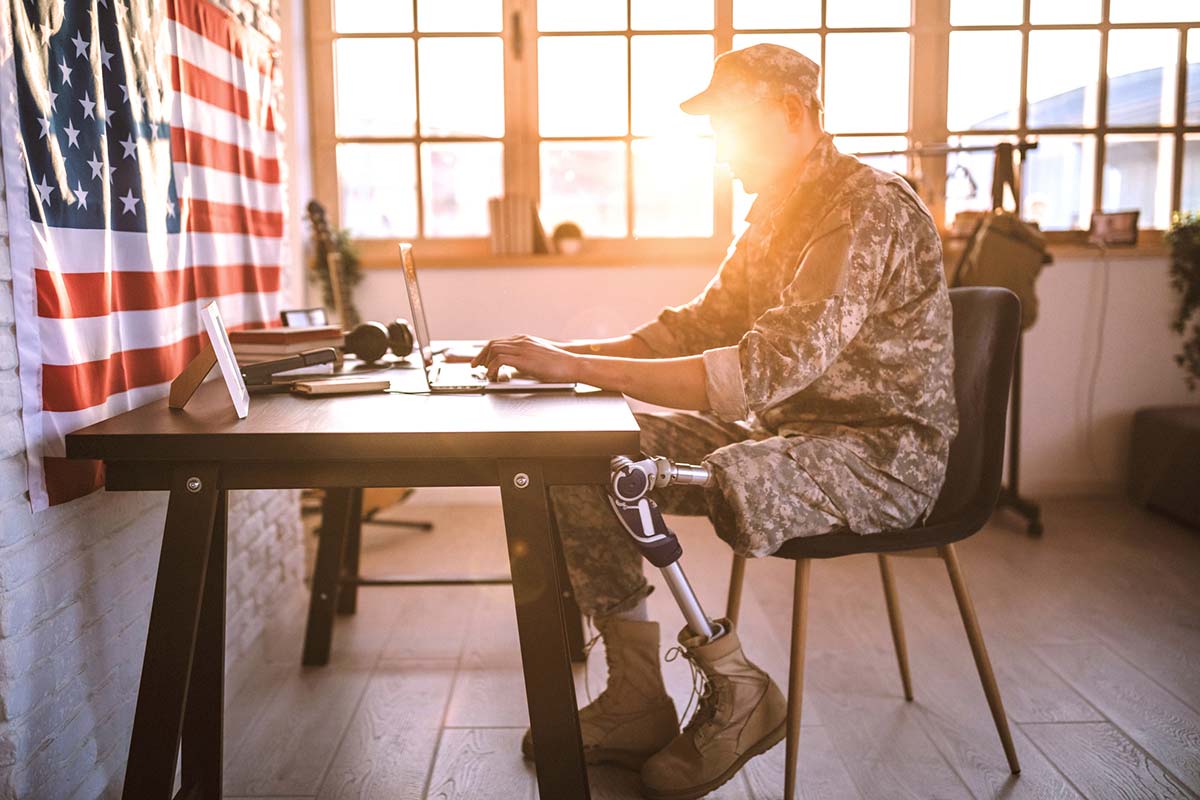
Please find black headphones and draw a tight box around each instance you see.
[343,318,415,363]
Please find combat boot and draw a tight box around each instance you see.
[521,616,679,770]
[640,619,787,800]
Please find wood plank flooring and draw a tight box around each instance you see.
[225,496,1200,799]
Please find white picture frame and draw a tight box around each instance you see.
[200,301,250,419]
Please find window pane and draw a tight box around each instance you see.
[733,0,820,30]
[538,0,626,31]
[825,33,909,133]
[944,136,1020,228]
[632,35,714,136]
[419,38,504,137]
[540,142,627,237]
[633,138,714,237]
[336,0,412,33]
[1107,30,1179,127]
[732,33,821,67]
[948,32,1021,131]
[632,0,713,31]
[1109,0,1200,23]
[1102,134,1174,229]
[837,135,909,174]
[827,0,910,28]
[417,0,501,32]
[1022,135,1096,231]
[336,40,415,137]
[1030,0,1100,24]
[338,144,418,238]
[420,143,503,237]
[1183,135,1200,214]
[539,37,627,136]
[1028,30,1100,129]
[950,0,1022,27]
[1188,30,1199,126]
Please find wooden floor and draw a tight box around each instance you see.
[224,496,1200,799]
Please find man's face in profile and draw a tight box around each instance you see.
[709,97,800,195]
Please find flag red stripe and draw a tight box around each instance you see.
[41,322,270,413]
[171,126,280,183]
[184,198,283,237]
[36,265,282,318]
[171,56,275,131]
[168,0,273,77]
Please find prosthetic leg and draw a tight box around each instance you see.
[607,455,723,642]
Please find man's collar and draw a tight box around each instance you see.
[744,134,839,225]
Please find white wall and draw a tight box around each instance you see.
[356,251,1194,497]
[0,1,310,796]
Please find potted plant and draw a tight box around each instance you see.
[1166,212,1200,391]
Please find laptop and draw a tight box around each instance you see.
[399,243,576,393]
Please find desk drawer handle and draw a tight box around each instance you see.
[186,476,203,493]
[513,473,530,489]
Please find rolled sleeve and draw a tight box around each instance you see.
[703,345,750,422]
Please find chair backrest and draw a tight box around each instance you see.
[927,287,1022,525]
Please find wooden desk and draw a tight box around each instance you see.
[66,362,640,800]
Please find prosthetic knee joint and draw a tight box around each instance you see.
[607,455,724,642]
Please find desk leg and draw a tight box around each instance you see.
[549,508,587,662]
[499,461,591,800]
[337,488,364,615]
[304,488,353,666]
[182,490,227,799]
[122,465,220,800]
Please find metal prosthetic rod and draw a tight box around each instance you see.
[607,456,723,642]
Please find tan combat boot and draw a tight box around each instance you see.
[521,616,679,770]
[640,619,787,800]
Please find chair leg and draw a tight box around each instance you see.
[785,559,811,800]
[726,555,746,625]
[939,544,1021,774]
[877,554,914,701]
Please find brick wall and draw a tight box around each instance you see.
[0,1,307,795]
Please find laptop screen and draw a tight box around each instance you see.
[399,243,435,370]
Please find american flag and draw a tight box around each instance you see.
[2,0,284,508]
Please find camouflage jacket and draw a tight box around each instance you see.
[632,134,958,535]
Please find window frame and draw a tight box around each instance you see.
[307,0,1199,268]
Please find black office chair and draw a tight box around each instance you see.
[723,286,1023,800]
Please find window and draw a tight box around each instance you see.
[942,0,1200,233]
[308,0,1200,266]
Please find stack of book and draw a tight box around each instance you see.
[487,194,549,256]
[228,325,344,366]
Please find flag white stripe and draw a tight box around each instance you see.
[39,291,277,365]
[33,226,283,274]
[170,23,269,97]
[174,163,282,212]
[173,92,279,157]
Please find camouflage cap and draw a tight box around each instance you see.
[680,44,821,116]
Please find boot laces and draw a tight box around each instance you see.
[666,646,724,739]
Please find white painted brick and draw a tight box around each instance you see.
[0,329,13,371]
[0,497,33,551]
[0,416,23,460]
[0,287,12,326]
[0,375,20,415]
[0,455,25,505]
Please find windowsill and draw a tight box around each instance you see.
[351,231,1170,270]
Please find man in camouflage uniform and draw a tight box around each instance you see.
[475,43,957,800]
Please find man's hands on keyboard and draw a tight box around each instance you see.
[472,335,582,383]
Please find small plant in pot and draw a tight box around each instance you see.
[1165,212,1200,391]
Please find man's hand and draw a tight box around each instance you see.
[472,334,713,411]
[472,335,582,382]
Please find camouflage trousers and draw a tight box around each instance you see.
[549,411,849,618]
